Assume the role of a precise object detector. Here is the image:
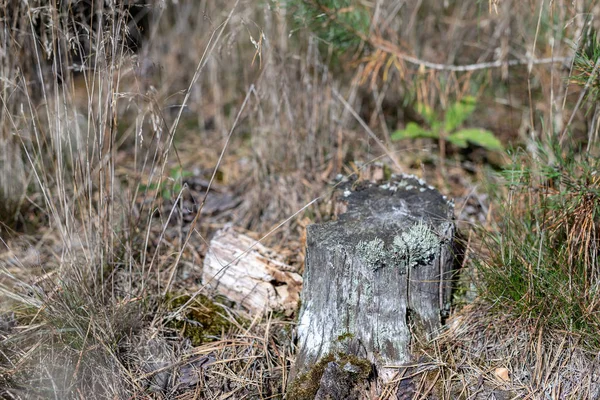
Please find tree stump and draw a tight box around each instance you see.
[292,174,455,387]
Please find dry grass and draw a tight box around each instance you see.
[406,302,600,399]
[1,0,600,399]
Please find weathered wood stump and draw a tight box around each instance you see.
[292,174,454,389]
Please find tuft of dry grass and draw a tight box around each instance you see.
[1,2,325,398]
[475,147,600,347]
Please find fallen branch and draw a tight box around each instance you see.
[371,37,571,72]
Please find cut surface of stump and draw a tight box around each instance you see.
[293,174,455,385]
[202,227,302,315]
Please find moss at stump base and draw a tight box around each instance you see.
[287,352,372,400]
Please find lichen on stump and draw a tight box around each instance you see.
[292,174,455,385]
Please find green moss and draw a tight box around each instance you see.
[287,352,371,400]
[165,293,233,346]
[383,164,392,181]
[288,353,335,400]
[336,332,354,342]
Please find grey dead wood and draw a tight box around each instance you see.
[292,175,455,390]
[202,227,302,315]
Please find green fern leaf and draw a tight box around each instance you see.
[444,96,476,133]
[448,129,503,151]
[391,122,438,141]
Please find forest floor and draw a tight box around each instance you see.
[1,1,600,399]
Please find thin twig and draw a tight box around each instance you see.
[332,88,403,172]
[163,82,254,296]
[372,38,571,72]
[159,1,240,296]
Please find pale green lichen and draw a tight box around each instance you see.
[392,222,439,269]
[357,221,439,272]
[356,237,387,270]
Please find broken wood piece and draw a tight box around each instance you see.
[292,174,455,387]
[202,227,302,315]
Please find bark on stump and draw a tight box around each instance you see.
[292,175,455,385]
